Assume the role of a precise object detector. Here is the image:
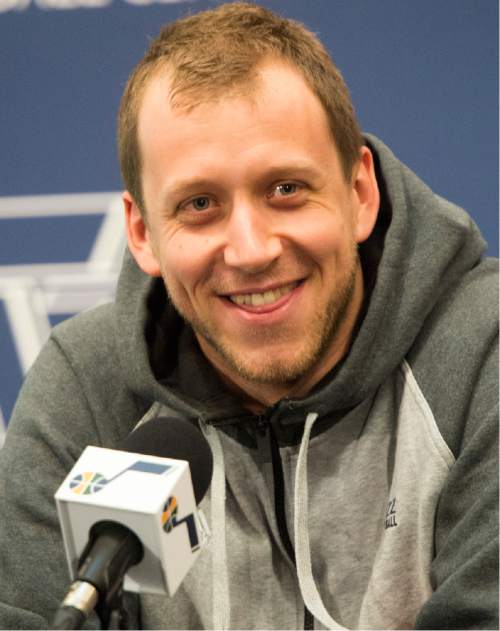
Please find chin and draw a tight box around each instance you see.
[217,342,319,386]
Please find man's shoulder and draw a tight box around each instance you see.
[9,300,148,448]
[404,257,497,378]
[407,256,498,456]
[48,302,119,368]
[423,256,497,342]
[45,302,126,402]
[52,301,115,344]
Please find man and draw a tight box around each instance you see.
[0,2,497,629]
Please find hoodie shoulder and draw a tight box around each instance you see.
[407,256,498,456]
[51,302,116,363]
[50,303,122,394]
[48,302,149,442]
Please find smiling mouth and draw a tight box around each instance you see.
[228,281,300,307]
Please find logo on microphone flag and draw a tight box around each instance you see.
[69,460,174,495]
[161,496,200,553]
[69,471,108,495]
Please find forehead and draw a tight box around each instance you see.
[141,56,320,111]
[136,61,341,188]
[139,59,332,136]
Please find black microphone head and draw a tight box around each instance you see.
[121,416,213,504]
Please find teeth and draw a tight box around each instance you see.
[229,282,297,307]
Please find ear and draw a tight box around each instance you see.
[123,191,162,277]
[351,146,380,244]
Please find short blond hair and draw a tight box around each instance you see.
[118,2,363,214]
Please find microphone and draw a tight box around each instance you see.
[51,416,213,629]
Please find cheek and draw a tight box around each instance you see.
[291,212,352,263]
[160,235,215,297]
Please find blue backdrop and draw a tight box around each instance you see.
[0,0,498,439]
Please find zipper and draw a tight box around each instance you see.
[268,421,314,630]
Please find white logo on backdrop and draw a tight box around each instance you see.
[0,0,191,12]
[0,192,124,445]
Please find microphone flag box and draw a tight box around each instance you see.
[55,446,207,596]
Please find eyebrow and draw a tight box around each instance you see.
[163,178,218,200]
[256,163,323,183]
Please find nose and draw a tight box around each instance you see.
[223,201,282,272]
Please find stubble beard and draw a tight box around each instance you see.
[164,247,360,389]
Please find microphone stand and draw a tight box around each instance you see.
[51,521,143,630]
[98,584,128,630]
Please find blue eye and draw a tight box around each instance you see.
[275,183,298,196]
[191,196,211,211]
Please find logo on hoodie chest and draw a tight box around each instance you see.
[385,497,398,529]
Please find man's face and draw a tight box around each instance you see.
[126,62,378,400]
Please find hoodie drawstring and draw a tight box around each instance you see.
[200,412,345,631]
[294,412,347,630]
[199,419,230,630]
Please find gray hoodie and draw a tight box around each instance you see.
[0,136,497,630]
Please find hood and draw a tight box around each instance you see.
[113,134,487,417]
